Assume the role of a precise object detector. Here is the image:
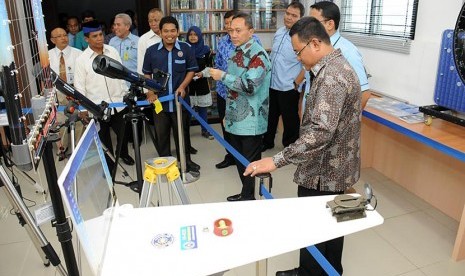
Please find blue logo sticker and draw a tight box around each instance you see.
[180,225,197,250]
[151,233,174,248]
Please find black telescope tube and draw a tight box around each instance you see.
[92,55,168,92]
[50,70,108,121]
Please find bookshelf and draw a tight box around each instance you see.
[167,0,290,50]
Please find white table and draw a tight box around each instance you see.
[98,196,383,276]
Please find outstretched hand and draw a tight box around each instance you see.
[244,157,277,177]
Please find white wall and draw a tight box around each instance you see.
[350,0,463,105]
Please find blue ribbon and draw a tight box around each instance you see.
[178,96,339,276]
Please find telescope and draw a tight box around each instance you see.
[92,55,169,92]
[50,70,110,121]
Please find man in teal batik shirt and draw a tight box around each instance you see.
[210,12,271,201]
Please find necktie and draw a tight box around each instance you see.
[58,52,67,104]
[59,51,67,82]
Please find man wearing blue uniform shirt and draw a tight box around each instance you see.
[262,1,305,152]
[303,1,371,110]
[109,13,139,73]
[142,16,200,175]
[212,10,262,169]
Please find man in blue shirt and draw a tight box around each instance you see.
[210,12,271,201]
[263,1,305,152]
[109,13,139,73]
[212,10,262,169]
[142,16,200,174]
[302,1,371,110]
[66,16,79,48]
[109,13,139,165]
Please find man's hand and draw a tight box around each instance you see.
[176,87,186,98]
[209,68,225,81]
[244,157,277,177]
[146,91,158,103]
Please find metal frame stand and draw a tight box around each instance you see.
[175,96,199,184]
[0,165,67,276]
[139,156,190,207]
[254,173,272,276]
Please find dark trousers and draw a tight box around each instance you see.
[217,96,234,162]
[298,185,345,276]
[228,133,262,197]
[263,88,300,148]
[98,108,130,171]
[153,110,192,162]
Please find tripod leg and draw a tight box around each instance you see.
[111,115,127,183]
[144,119,161,156]
[131,118,143,194]
[0,166,67,275]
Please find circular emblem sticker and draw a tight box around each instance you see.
[178,51,183,58]
[151,233,174,248]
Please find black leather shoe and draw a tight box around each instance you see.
[189,146,198,155]
[276,268,300,276]
[215,159,234,169]
[226,194,255,202]
[186,160,201,171]
[121,155,135,166]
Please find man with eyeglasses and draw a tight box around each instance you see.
[302,1,371,109]
[48,27,83,158]
[262,1,305,152]
[244,16,361,276]
[209,12,271,202]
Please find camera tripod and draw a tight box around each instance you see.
[111,85,160,194]
[0,155,67,275]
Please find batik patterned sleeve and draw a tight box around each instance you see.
[222,51,269,95]
[273,66,351,168]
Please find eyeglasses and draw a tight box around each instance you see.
[295,40,310,57]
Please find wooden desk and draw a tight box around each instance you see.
[361,107,465,260]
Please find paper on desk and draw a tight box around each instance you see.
[367,98,423,124]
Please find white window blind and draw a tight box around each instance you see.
[340,0,419,54]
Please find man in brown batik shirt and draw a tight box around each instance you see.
[245,17,361,276]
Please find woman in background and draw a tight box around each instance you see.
[187,26,214,140]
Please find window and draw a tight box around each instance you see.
[340,0,419,54]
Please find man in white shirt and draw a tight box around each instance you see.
[48,27,83,158]
[74,20,134,169]
[137,8,163,74]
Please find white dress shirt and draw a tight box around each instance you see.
[48,46,82,85]
[137,30,161,74]
[74,45,128,108]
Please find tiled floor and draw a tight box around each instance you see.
[1,124,465,275]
